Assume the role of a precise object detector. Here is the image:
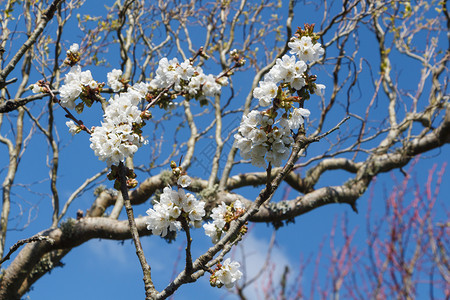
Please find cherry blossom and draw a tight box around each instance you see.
[107,69,124,92]
[65,120,81,135]
[59,65,97,109]
[234,31,324,169]
[288,36,324,63]
[315,83,326,96]
[177,175,192,188]
[67,43,79,54]
[211,258,243,288]
[203,200,245,243]
[146,176,205,237]
[89,91,147,166]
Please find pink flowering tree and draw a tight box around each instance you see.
[231,162,448,299]
[0,0,448,299]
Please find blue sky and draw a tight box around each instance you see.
[1,1,448,299]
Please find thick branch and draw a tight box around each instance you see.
[0,217,152,300]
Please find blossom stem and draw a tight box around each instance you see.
[117,162,156,299]
[266,162,272,193]
[189,46,204,63]
[45,83,92,134]
[216,61,241,80]
[143,83,175,112]
[181,218,194,275]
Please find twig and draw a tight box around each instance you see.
[181,218,194,275]
[143,83,174,112]
[45,84,92,134]
[0,77,17,89]
[314,116,350,141]
[0,235,54,265]
[57,168,109,223]
[0,89,52,113]
[117,162,156,299]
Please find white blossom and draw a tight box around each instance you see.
[66,120,80,135]
[248,128,267,145]
[214,258,243,288]
[130,82,149,99]
[146,185,205,237]
[266,141,290,167]
[176,60,195,80]
[203,223,220,244]
[59,66,83,108]
[291,75,306,90]
[234,104,310,168]
[67,43,79,54]
[202,74,222,97]
[89,91,147,166]
[234,134,252,156]
[216,76,229,86]
[149,57,224,100]
[233,200,245,210]
[187,200,206,222]
[210,202,227,229]
[151,57,179,89]
[314,83,326,96]
[58,66,98,109]
[253,54,309,107]
[146,201,181,237]
[88,80,98,89]
[188,73,204,95]
[203,201,245,244]
[203,203,227,243]
[31,84,42,94]
[79,69,93,85]
[288,107,310,130]
[288,36,324,63]
[177,175,192,188]
[107,69,124,92]
[294,60,307,74]
[253,80,277,107]
[59,83,81,109]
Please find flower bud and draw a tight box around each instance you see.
[170,161,177,169]
[127,178,138,189]
[172,167,181,177]
[237,57,246,66]
[141,110,152,120]
[126,168,137,179]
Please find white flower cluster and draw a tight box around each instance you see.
[235,110,307,167]
[89,88,147,166]
[253,55,307,106]
[59,65,98,109]
[31,84,43,94]
[235,33,324,168]
[67,43,79,55]
[146,175,205,237]
[203,200,245,243]
[253,34,325,107]
[149,57,225,97]
[107,69,124,92]
[212,258,243,289]
[288,35,324,63]
[65,120,81,135]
